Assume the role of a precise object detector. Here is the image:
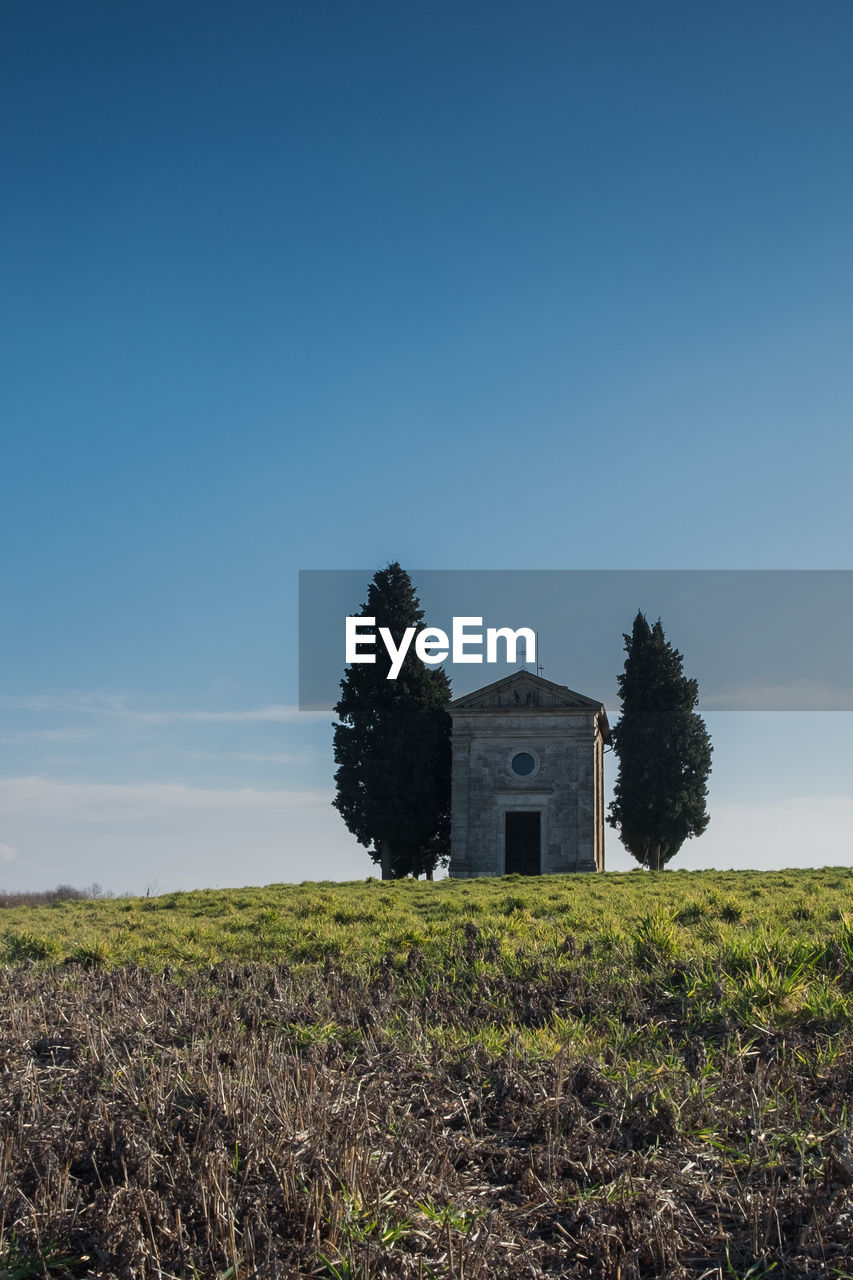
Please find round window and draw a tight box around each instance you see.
[511,752,536,777]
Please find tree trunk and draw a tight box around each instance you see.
[425,867,434,881]
[650,843,662,871]
[380,840,393,880]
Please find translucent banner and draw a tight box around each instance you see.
[298,570,853,712]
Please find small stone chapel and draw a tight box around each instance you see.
[448,670,611,878]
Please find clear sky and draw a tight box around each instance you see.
[2,2,852,891]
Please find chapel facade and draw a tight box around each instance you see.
[448,670,610,878]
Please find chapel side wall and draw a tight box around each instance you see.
[449,720,474,878]
[594,727,605,872]
[573,717,598,872]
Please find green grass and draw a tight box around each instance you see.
[4,865,853,1041]
[5,866,853,1275]
[2,866,852,967]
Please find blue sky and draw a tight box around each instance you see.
[2,2,852,891]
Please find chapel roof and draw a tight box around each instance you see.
[449,669,611,741]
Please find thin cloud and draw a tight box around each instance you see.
[699,680,852,711]
[0,692,129,714]
[131,706,328,725]
[0,842,18,864]
[631,794,853,873]
[0,776,332,820]
[0,728,94,744]
[148,747,314,765]
[0,692,329,725]
[0,776,362,894]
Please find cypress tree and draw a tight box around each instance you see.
[607,611,712,870]
[332,563,451,879]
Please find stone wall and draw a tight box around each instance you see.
[449,707,603,877]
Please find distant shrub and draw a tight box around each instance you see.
[0,883,87,909]
[53,883,87,901]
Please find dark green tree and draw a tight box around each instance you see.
[607,611,712,870]
[332,563,452,879]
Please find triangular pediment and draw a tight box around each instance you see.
[449,670,606,715]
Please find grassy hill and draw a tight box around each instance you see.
[4,864,853,979]
[2,867,853,1278]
